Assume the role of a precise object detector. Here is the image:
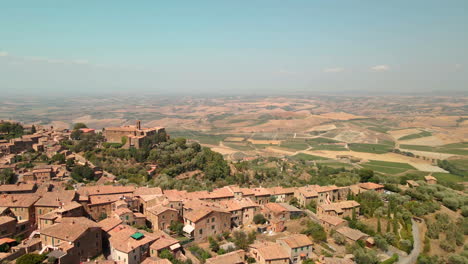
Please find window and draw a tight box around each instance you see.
[212,217,215,222]
[199,229,203,235]
[211,225,215,230]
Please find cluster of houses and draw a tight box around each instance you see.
[0,179,386,264]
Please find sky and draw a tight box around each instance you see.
[0,0,467,95]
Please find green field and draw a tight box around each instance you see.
[361,160,416,175]
[400,144,468,155]
[361,164,409,175]
[366,160,416,169]
[307,137,343,144]
[291,153,329,161]
[348,143,393,154]
[280,141,310,150]
[316,161,354,169]
[312,145,348,151]
[399,131,432,140]
[367,126,391,133]
[432,172,466,183]
[224,143,255,151]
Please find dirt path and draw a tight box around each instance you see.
[397,219,422,264]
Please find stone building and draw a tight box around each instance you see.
[103,121,166,149]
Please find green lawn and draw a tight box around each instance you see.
[366,160,416,169]
[291,153,329,161]
[432,172,466,183]
[348,143,393,154]
[399,131,432,140]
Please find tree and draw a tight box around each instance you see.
[169,221,184,236]
[358,169,374,182]
[51,153,66,164]
[31,125,36,134]
[358,191,384,217]
[73,123,87,130]
[232,230,255,250]
[301,221,327,242]
[289,197,300,207]
[353,248,379,264]
[209,237,220,252]
[16,253,47,264]
[70,129,82,140]
[253,214,267,225]
[0,168,15,184]
[377,216,382,233]
[332,232,346,245]
[442,197,459,211]
[71,164,95,182]
[374,235,388,251]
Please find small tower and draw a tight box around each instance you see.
[136,120,141,130]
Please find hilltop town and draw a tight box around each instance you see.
[0,117,466,264]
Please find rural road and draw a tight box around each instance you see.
[397,219,422,264]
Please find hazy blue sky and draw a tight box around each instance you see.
[1,1,467,95]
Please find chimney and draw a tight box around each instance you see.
[136,120,141,130]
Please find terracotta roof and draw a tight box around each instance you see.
[77,185,135,197]
[0,216,16,225]
[268,186,295,195]
[296,186,318,197]
[0,183,36,192]
[134,187,163,196]
[40,217,100,242]
[184,208,229,223]
[277,234,312,248]
[149,231,179,250]
[35,190,76,207]
[313,185,339,193]
[336,226,369,241]
[319,201,360,213]
[0,194,40,207]
[206,249,245,264]
[114,207,132,216]
[252,188,271,196]
[219,198,259,212]
[358,182,384,190]
[89,194,124,205]
[147,205,177,216]
[251,242,289,260]
[318,215,346,226]
[263,203,288,213]
[98,217,123,232]
[109,225,157,253]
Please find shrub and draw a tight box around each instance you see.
[301,221,327,242]
[461,206,468,217]
[440,240,456,252]
[16,254,47,264]
[374,235,388,251]
[253,214,267,224]
[381,254,399,264]
[442,197,460,210]
[332,232,346,245]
